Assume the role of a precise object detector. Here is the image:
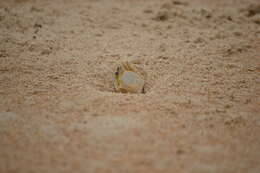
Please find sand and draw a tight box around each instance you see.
[0,0,260,172]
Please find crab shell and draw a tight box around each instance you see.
[114,62,145,93]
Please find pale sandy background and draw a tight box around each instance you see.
[0,0,260,172]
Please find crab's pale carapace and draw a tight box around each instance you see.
[114,61,145,93]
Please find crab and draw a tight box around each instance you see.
[113,61,146,93]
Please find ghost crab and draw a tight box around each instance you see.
[114,61,146,94]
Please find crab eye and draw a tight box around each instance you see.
[115,67,120,76]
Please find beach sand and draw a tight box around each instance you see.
[0,0,259,172]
